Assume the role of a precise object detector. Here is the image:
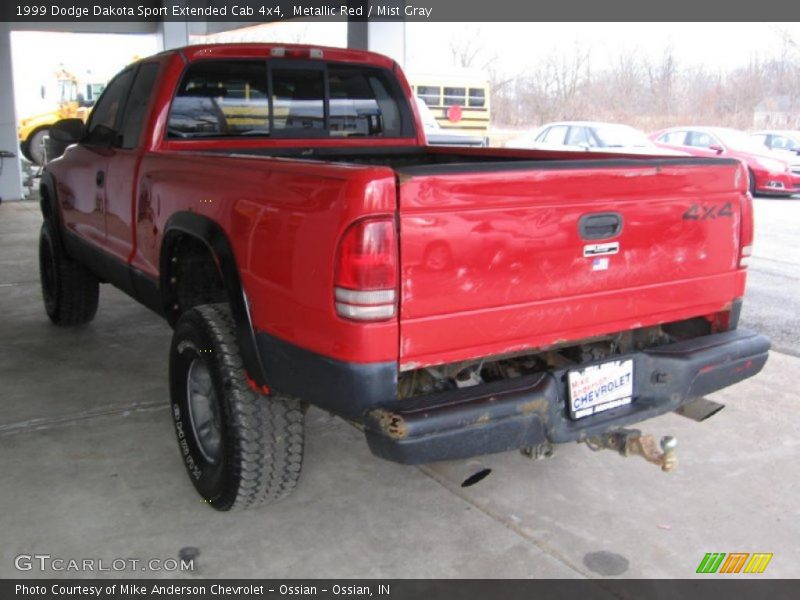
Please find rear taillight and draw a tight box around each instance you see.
[334,218,398,321]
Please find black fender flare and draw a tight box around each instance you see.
[160,212,268,388]
[39,170,59,225]
[38,170,68,252]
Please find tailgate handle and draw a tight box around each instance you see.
[579,212,622,240]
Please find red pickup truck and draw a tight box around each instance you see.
[39,44,769,510]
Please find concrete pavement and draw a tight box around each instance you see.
[741,195,800,357]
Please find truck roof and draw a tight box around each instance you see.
[156,43,397,70]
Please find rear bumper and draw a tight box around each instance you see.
[363,329,770,464]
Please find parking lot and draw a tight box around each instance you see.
[1,194,798,579]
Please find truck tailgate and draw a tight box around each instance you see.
[396,158,748,369]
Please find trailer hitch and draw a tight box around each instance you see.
[586,429,678,472]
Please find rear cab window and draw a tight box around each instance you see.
[167,59,414,140]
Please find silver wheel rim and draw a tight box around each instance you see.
[186,358,222,464]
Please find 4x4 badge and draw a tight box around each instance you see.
[683,202,734,220]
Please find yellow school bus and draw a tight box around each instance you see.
[18,68,105,165]
[407,73,490,137]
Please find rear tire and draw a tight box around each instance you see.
[169,303,305,510]
[39,221,99,326]
[23,127,49,166]
[748,168,756,197]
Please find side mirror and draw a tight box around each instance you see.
[47,118,86,162]
[49,118,85,144]
[708,144,724,154]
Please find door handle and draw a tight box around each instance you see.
[95,171,105,187]
[579,212,623,240]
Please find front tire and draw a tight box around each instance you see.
[169,304,304,510]
[39,221,99,326]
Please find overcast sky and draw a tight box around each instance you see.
[404,22,800,75]
[10,22,800,116]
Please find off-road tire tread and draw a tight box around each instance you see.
[40,222,99,326]
[190,303,304,510]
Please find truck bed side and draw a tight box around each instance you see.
[132,151,400,363]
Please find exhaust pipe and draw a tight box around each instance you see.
[675,397,725,422]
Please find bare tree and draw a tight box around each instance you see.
[485,27,800,131]
[447,27,493,70]
[448,28,521,125]
[646,46,677,117]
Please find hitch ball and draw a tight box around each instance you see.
[659,436,678,472]
[587,429,679,472]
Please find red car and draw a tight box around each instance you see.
[40,44,769,510]
[650,126,799,197]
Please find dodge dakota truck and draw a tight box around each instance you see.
[39,43,770,510]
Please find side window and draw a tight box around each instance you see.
[119,63,160,149]
[566,126,592,146]
[659,131,687,145]
[468,88,485,108]
[86,83,106,103]
[686,131,715,148]
[772,135,798,151]
[86,69,135,145]
[417,85,441,107]
[750,134,768,149]
[543,125,568,145]
[443,86,466,106]
[535,127,549,142]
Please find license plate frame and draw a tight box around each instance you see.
[567,358,634,419]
